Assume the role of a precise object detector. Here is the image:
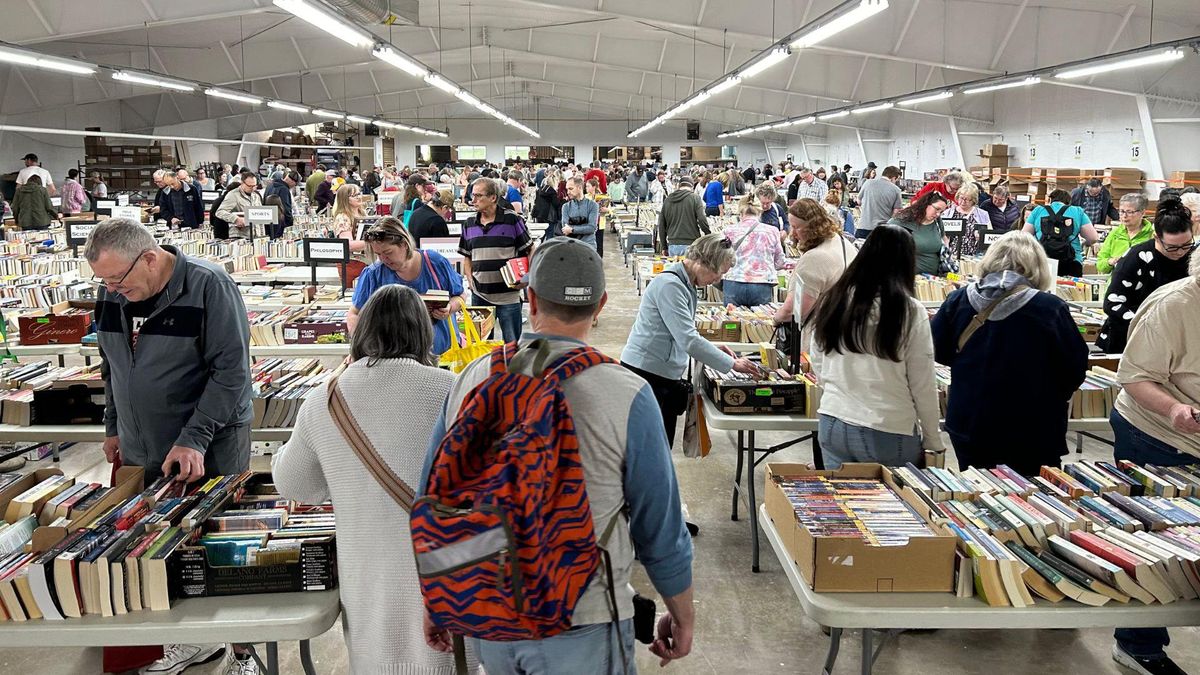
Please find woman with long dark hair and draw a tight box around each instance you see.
[809,225,945,468]
[888,190,949,275]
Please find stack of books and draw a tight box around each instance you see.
[777,474,936,546]
[251,358,330,428]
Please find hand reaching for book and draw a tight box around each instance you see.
[161,445,205,483]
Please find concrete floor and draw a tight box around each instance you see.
[4,231,1200,674]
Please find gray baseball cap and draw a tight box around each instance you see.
[524,237,605,306]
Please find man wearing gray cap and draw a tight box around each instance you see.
[424,237,696,673]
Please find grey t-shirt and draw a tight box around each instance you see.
[857,177,902,232]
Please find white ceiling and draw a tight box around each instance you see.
[2,0,1199,136]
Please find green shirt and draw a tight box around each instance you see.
[305,170,326,201]
[889,216,944,275]
[1096,219,1153,275]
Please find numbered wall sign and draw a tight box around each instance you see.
[302,237,350,264]
[939,145,946,159]
[1131,141,1141,163]
[1073,141,1083,160]
[1029,145,1038,161]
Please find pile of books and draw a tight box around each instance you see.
[0,364,104,426]
[247,308,307,346]
[1055,277,1105,303]
[251,358,330,428]
[694,304,781,342]
[776,474,935,546]
[932,366,1120,420]
[915,275,966,302]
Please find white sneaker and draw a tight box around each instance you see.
[139,644,226,675]
[221,651,260,675]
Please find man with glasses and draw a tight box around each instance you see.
[1071,177,1120,226]
[459,179,534,341]
[1097,193,1154,275]
[85,218,255,675]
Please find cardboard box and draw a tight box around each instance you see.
[980,143,1008,157]
[1168,171,1200,189]
[282,313,347,344]
[974,155,1008,168]
[18,301,93,345]
[0,468,64,524]
[1105,167,1143,189]
[764,463,957,593]
[705,372,810,415]
[167,534,336,604]
[697,320,741,342]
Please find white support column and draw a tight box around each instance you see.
[947,116,966,170]
[855,129,867,167]
[1135,94,1166,198]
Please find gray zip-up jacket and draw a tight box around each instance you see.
[96,246,252,470]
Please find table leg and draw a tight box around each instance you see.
[731,430,745,522]
[822,627,842,675]
[860,629,873,675]
[300,639,317,675]
[748,430,760,573]
[812,431,824,471]
[266,642,280,675]
[51,442,60,463]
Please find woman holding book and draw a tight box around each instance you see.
[349,218,466,356]
[931,231,1088,475]
[273,284,480,675]
[808,225,946,469]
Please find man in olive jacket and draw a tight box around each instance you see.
[657,177,710,256]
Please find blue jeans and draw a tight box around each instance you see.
[667,244,689,257]
[818,414,924,469]
[1111,409,1190,658]
[722,280,774,306]
[472,293,523,342]
[474,620,635,675]
[705,206,721,217]
[854,227,874,240]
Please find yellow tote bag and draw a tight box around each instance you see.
[438,312,503,373]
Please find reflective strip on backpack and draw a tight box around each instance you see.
[416,525,510,576]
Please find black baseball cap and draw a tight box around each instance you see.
[21,153,38,162]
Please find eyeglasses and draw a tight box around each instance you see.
[470,192,491,200]
[92,249,151,288]
[1163,240,1198,254]
[1118,210,1142,216]
[718,238,733,249]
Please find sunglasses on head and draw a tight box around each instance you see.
[364,228,407,243]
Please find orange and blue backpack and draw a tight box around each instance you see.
[412,339,620,648]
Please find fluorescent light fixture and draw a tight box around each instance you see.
[272,0,374,47]
[818,110,850,120]
[372,119,397,128]
[455,90,481,107]
[708,76,742,96]
[898,90,953,105]
[740,47,791,79]
[205,88,262,105]
[0,46,95,75]
[852,102,894,114]
[768,121,792,129]
[267,100,310,113]
[281,127,303,133]
[112,70,195,92]
[791,0,889,49]
[792,116,817,126]
[424,73,459,95]
[688,90,712,107]
[1055,48,1185,79]
[345,115,373,124]
[963,76,1041,94]
[393,124,412,131]
[371,44,428,78]
[312,109,345,119]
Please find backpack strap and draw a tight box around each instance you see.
[326,372,417,513]
[542,346,616,387]
[957,286,1026,353]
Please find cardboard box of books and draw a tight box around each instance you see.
[764,463,957,592]
[459,307,496,340]
[703,353,811,415]
[17,301,93,345]
[282,307,348,344]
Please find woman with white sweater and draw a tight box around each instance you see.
[808,225,946,469]
[272,284,479,675]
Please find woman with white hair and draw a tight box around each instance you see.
[931,230,1088,475]
[943,184,992,257]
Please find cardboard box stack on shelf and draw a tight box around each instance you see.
[1168,171,1200,190]
[261,130,315,167]
[1106,167,1147,209]
[84,136,175,191]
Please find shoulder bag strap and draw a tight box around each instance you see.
[732,220,761,251]
[956,286,1025,353]
[326,373,417,512]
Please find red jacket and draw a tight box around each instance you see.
[584,168,608,194]
[913,181,955,202]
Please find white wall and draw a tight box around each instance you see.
[0,101,121,186]
[154,120,223,167]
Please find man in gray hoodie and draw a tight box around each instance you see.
[86,218,255,673]
[626,165,649,203]
[657,177,710,256]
